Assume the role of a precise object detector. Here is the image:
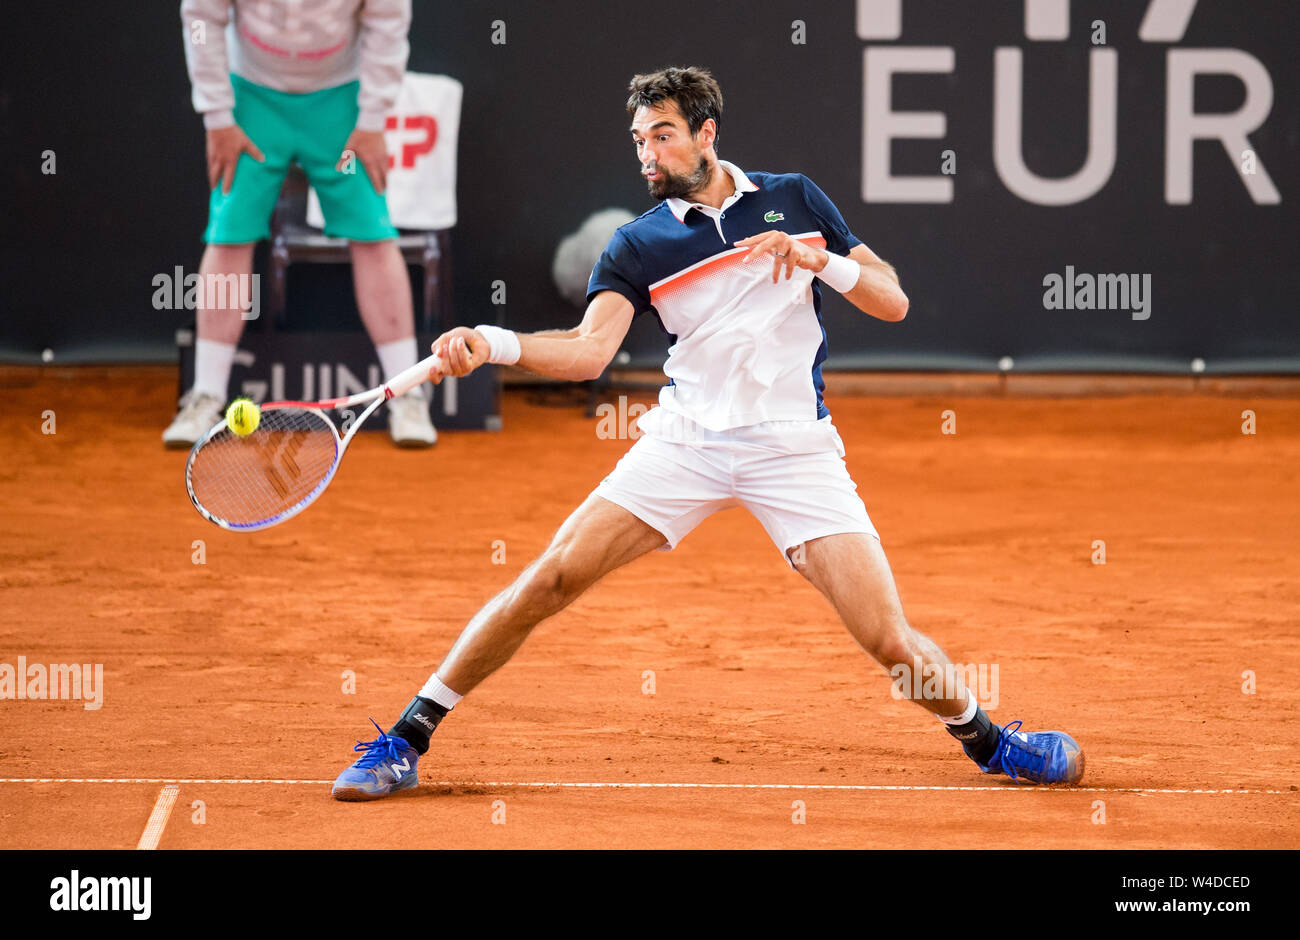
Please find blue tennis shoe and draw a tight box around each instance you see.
[980,720,1085,785]
[331,719,420,801]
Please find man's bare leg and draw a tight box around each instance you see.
[790,532,971,718]
[385,494,667,747]
[437,494,667,693]
[332,494,665,799]
[791,532,1084,783]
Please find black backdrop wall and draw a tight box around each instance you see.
[2,0,1296,371]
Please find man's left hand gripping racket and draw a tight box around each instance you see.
[185,353,443,531]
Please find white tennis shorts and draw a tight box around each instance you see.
[594,415,878,567]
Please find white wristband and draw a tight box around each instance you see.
[473,324,521,365]
[817,252,861,293]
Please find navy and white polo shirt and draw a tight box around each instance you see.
[587,160,862,436]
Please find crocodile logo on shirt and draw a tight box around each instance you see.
[764,211,785,223]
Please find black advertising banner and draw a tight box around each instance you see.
[2,1,1295,372]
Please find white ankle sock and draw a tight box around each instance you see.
[419,674,463,710]
[376,337,419,391]
[193,339,236,399]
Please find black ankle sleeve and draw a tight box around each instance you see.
[387,696,449,755]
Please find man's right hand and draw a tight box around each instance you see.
[206,124,265,195]
[430,328,491,383]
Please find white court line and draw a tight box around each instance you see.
[136,784,180,851]
[0,778,1294,795]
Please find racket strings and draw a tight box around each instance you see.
[188,409,339,528]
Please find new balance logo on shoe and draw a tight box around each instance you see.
[332,720,422,801]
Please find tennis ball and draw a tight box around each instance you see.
[226,398,261,436]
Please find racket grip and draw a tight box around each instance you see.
[384,353,444,399]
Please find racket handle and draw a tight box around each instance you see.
[384,353,443,399]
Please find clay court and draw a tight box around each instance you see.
[2,366,1296,850]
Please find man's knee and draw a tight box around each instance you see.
[514,544,594,614]
[831,593,917,666]
[869,624,917,668]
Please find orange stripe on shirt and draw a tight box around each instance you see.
[649,234,828,304]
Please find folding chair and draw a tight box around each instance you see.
[266,168,453,333]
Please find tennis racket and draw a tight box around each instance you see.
[185,353,443,531]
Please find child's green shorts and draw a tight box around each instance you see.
[204,74,398,244]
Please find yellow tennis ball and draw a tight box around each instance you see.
[226,398,261,436]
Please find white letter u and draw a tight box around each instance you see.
[994,47,1118,205]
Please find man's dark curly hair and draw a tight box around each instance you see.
[626,66,723,146]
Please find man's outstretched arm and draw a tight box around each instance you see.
[430,290,636,383]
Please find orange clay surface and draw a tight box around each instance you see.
[1,366,1297,849]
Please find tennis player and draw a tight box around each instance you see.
[332,67,1084,800]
